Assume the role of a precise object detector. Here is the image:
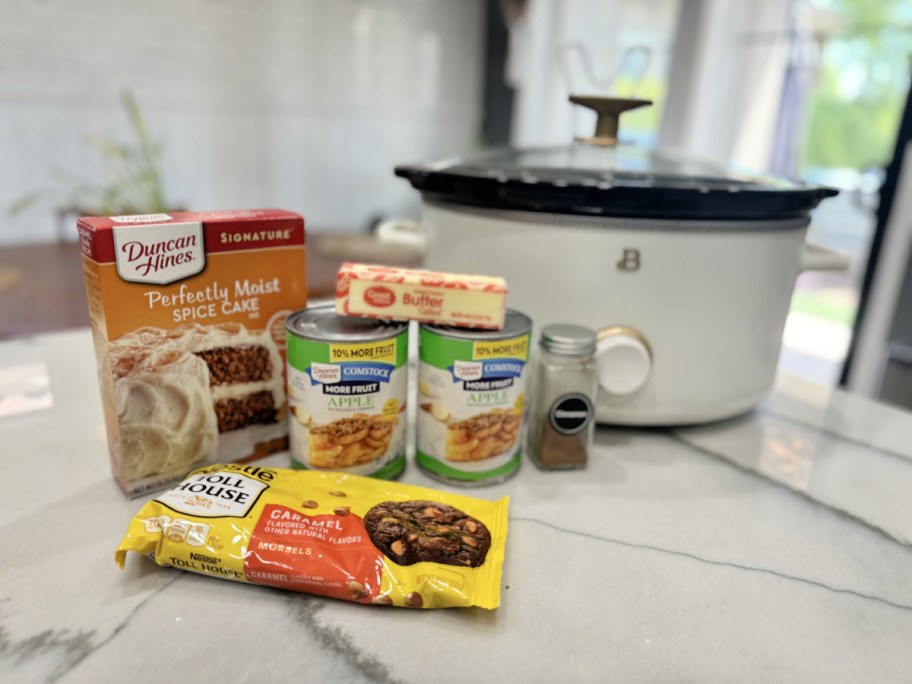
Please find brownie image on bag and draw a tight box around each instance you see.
[364,500,491,567]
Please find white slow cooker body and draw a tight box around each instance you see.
[420,200,810,426]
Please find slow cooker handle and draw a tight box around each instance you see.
[799,243,851,272]
[376,219,427,251]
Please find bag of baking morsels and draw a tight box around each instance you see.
[115,463,509,609]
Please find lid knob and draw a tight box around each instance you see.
[569,95,652,147]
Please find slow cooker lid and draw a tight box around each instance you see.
[395,97,837,221]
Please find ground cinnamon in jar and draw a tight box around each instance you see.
[537,417,588,467]
[526,324,598,470]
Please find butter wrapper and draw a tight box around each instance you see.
[116,464,509,609]
[336,263,507,330]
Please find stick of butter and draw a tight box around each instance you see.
[336,263,507,330]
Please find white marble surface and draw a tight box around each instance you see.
[2,329,912,683]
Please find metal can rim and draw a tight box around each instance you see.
[286,303,409,343]
[420,309,532,341]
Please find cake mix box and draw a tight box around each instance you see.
[77,210,306,497]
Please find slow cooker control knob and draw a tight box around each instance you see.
[596,327,652,395]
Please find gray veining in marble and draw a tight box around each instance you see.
[2,331,912,683]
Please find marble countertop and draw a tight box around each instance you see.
[2,329,912,683]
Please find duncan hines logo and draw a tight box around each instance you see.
[310,362,341,384]
[453,360,483,382]
[363,285,396,308]
[113,221,205,285]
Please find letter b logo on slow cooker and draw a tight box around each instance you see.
[617,248,641,272]
[548,393,594,435]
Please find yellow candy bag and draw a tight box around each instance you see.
[116,463,509,609]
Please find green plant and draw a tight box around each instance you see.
[802,0,912,172]
[9,91,171,217]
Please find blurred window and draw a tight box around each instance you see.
[779,0,912,385]
[506,0,681,148]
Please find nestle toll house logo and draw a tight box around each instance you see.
[113,221,206,285]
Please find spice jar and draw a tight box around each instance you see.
[526,324,598,470]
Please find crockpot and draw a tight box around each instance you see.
[388,96,844,426]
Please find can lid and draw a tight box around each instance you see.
[286,304,408,342]
[540,324,597,355]
[423,309,532,340]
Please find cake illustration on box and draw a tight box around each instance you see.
[110,323,287,481]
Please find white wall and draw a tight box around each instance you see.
[0,0,484,244]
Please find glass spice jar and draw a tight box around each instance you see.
[526,324,598,470]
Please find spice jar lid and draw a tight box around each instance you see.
[540,324,597,355]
